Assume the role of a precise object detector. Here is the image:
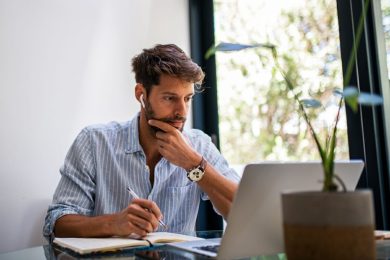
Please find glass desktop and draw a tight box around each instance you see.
[1,231,390,260]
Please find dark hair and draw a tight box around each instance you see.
[131,44,205,93]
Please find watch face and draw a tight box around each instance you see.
[189,168,204,181]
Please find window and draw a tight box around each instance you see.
[214,0,349,167]
[382,0,390,77]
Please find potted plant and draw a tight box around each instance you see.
[205,0,383,258]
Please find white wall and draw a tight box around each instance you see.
[0,0,190,253]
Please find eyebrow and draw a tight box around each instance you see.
[160,92,194,97]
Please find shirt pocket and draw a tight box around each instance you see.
[163,184,200,232]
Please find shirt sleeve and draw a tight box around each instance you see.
[42,128,96,240]
[197,133,241,201]
[196,133,240,218]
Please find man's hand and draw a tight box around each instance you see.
[112,198,163,237]
[148,119,201,170]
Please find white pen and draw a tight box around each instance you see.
[126,186,168,230]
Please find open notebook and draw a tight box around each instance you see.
[170,161,364,259]
[53,232,202,255]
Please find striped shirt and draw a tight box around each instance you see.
[43,113,240,238]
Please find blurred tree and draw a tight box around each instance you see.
[214,0,349,164]
[381,1,390,77]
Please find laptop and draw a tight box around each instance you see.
[169,160,364,259]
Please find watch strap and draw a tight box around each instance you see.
[187,156,207,182]
[198,156,207,172]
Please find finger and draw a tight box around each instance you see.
[127,203,156,221]
[148,119,176,133]
[155,135,175,147]
[125,207,159,233]
[156,138,171,149]
[155,131,168,141]
[128,199,162,224]
[129,214,156,233]
[158,143,165,151]
[126,224,148,238]
[133,199,163,219]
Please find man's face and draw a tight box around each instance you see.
[142,74,194,134]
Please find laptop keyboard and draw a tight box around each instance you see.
[194,245,220,253]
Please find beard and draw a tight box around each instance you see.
[143,99,187,135]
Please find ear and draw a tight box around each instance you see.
[135,83,144,103]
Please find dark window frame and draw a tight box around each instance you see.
[189,0,223,230]
[337,0,389,229]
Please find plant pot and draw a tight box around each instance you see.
[281,190,375,260]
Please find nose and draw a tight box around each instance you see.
[175,99,188,117]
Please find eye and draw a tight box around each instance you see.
[163,96,175,102]
[185,96,194,102]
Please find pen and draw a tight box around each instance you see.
[126,187,168,230]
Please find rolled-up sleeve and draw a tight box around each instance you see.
[43,128,96,239]
[193,132,240,201]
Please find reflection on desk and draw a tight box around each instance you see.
[1,231,390,260]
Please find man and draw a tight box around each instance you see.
[43,44,239,240]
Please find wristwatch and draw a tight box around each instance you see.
[187,157,207,182]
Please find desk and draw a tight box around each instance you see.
[1,231,390,260]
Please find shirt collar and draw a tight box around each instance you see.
[125,112,143,154]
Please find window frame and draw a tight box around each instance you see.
[337,0,389,229]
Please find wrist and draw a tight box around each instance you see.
[186,156,207,182]
[184,154,203,172]
[102,214,118,236]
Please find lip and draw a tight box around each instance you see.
[168,121,184,129]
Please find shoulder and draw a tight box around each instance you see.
[183,128,215,155]
[75,121,132,146]
[184,128,211,143]
[82,121,130,135]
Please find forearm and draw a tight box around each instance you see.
[197,164,238,219]
[54,214,117,238]
[53,199,162,238]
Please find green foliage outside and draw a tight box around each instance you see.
[214,0,349,164]
[382,0,390,77]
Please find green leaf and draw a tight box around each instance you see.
[332,88,343,97]
[301,99,321,108]
[205,42,276,59]
[204,46,217,60]
[343,86,359,112]
[358,92,383,106]
[215,42,257,51]
[343,86,359,98]
[241,66,248,76]
[345,98,358,112]
[342,86,383,112]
